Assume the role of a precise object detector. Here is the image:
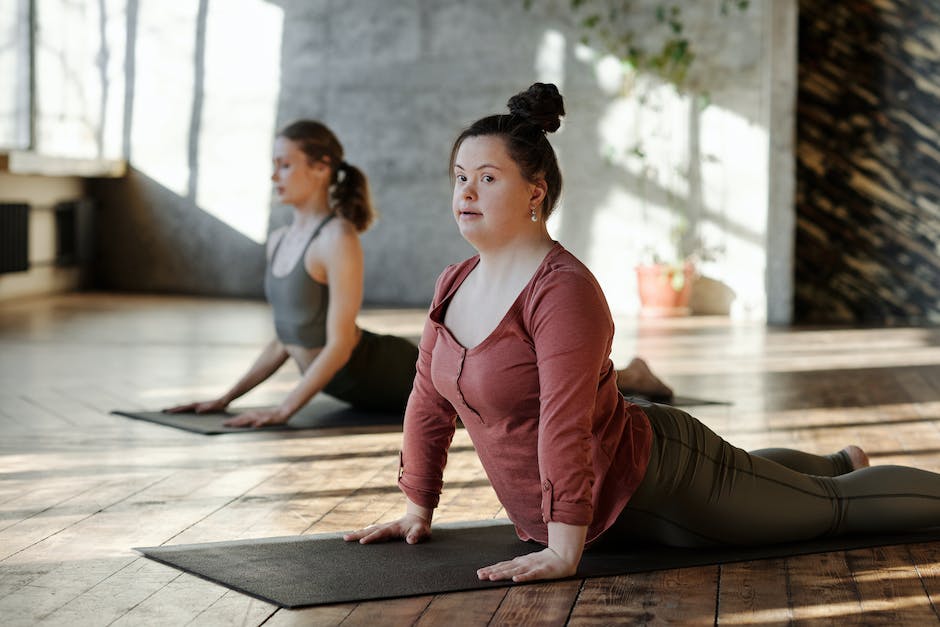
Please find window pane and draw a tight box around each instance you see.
[0,0,31,150]
[34,0,125,159]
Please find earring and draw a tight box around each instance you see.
[530,208,538,222]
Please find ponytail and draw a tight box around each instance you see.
[331,161,375,232]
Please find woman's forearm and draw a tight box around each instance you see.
[275,339,356,418]
[546,521,587,569]
[222,339,290,403]
[405,498,434,523]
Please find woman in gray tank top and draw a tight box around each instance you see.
[166,120,672,428]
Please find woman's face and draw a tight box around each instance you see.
[451,135,544,248]
[271,137,329,207]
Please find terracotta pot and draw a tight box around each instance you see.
[635,262,695,317]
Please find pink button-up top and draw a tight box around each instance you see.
[398,243,653,545]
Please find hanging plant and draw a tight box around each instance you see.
[524,0,750,92]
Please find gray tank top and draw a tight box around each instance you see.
[264,213,336,348]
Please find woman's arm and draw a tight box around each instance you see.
[345,267,462,544]
[476,521,586,582]
[225,221,363,427]
[165,338,289,413]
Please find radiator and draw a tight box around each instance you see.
[54,199,94,266]
[0,203,29,274]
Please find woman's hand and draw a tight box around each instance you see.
[342,513,431,545]
[164,398,228,414]
[476,547,578,582]
[223,407,289,428]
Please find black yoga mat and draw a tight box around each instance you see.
[112,395,402,435]
[136,519,940,608]
[113,395,725,435]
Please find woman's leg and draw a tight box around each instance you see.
[613,403,940,547]
[749,445,868,477]
[616,357,673,400]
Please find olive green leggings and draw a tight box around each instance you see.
[611,401,940,547]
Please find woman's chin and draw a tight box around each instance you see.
[456,219,482,236]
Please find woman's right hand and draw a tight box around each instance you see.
[163,398,229,414]
[342,513,431,545]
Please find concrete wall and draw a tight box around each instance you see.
[83,0,786,318]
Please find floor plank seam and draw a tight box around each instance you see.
[909,545,940,621]
[713,564,721,626]
[105,571,185,626]
[561,578,586,626]
[300,457,399,535]
[0,473,171,563]
[158,464,293,547]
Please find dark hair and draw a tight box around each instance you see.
[449,83,565,217]
[277,119,376,232]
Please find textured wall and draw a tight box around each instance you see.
[796,1,940,324]
[91,0,779,315]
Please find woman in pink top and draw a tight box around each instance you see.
[345,83,940,582]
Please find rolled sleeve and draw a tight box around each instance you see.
[398,452,445,508]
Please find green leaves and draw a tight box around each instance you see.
[524,0,749,92]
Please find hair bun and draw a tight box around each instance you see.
[506,83,565,133]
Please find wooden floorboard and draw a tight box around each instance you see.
[2,293,940,625]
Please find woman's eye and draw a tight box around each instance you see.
[482,175,494,183]
[456,174,467,182]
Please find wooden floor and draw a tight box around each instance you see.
[3,293,940,626]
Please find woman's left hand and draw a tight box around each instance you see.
[223,408,289,428]
[476,547,578,582]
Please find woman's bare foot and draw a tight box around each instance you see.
[616,357,673,401]
[842,445,870,470]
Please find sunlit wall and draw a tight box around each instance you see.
[533,2,779,320]
[194,0,281,244]
[129,0,196,197]
[128,0,280,244]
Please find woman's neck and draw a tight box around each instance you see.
[290,186,332,224]
[475,231,555,280]
[290,202,332,231]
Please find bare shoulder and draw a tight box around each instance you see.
[320,215,362,252]
[305,215,363,278]
[326,214,360,237]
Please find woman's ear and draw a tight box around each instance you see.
[309,158,333,181]
[530,179,548,208]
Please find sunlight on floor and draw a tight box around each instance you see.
[720,595,931,623]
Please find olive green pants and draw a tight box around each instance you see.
[323,330,418,412]
[612,400,940,547]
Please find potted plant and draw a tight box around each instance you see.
[634,218,697,317]
[635,258,696,317]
